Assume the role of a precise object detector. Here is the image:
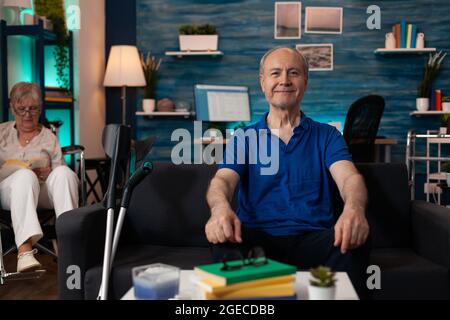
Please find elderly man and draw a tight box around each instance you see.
[205,47,371,299]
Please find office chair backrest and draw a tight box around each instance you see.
[343,95,385,162]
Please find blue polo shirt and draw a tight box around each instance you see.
[218,112,352,236]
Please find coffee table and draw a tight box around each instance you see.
[121,270,358,300]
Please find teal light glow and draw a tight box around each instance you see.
[7,36,34,94]
[45,109,71,147]
[45,45,69,88]
[45,109,72,163]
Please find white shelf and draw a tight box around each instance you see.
[374,48,436,55]
[165,51,223,57]
[410,111,450,116]
[429,172,447,180]
[136,111,193,118]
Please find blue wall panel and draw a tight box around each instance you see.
[136,0,450,163]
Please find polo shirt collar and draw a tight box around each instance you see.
[257,111,311,133]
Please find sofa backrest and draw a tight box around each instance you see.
[123,162,411,249]
[123,163,217,247]
[354,163,411,248]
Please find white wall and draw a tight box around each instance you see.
[75,0,105,158]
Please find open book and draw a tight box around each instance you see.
[0,156,50,181]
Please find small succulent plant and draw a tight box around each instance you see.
[179,24,217,35]
[309,266,337,288]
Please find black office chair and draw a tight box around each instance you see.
[343,95,385,163]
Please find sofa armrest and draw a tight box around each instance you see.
[411,200,450,268]
[56,202,106,300]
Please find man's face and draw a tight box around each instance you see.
[260,49,308,110]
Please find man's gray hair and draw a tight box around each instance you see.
[9,82,42,108]
[259,46,309,78]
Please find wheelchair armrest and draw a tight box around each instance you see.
[56,202,106,300]
[62,145,85,155]
[411,200,450,269]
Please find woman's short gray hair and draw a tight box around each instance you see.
[9,82,42,108]
[259,46,309,78]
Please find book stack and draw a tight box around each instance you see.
[193,259,297,300]
[45,87,73,103]
[392,20,418,48]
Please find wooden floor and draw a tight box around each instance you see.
[0,253,58,300]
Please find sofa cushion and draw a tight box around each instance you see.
[370,248,450,299]
[84,245,213,300]
[355,164,411,249]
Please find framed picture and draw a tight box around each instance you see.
[295,44,334,71]
[274,2,302,39]
[305,7,343,34]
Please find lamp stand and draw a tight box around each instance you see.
[121,86,127,125]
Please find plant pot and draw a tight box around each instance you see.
[308,285,336,300]
[416,98,429,112]
[142,99,155,113]
[439,127,447,135]
[179,35,218,52]
[442,102,450,113]
[446,173,450,187]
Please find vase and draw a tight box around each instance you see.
[385,33,396,49]
[308,285,336,300]
[442,102,450,113]
[416,33,425,49]
[416,98,429,112]
[142,99,155,113]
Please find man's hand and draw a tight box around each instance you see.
[334,205,369,254]
[33,166,52,183]
[205,205,242,244]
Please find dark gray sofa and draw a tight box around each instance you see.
[56,163,450,300]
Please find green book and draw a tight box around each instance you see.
[194,259,297,285]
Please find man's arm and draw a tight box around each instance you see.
[329,160,369,254]
[205,168,242,244]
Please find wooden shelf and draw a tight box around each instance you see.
[136,111,193,118]
[410,111,450,116]
[374,48,436,55]
[165,51,223,58]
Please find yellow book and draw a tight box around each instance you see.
[0,157,50,181]
[406,24,412,49]
[45,96,73,103]
[201,282,295,300]
[194,274,295,294]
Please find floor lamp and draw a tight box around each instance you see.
[104,45,146,125]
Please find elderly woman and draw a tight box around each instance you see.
[0,82,79,272]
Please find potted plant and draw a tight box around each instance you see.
[439,113,450,134]
[308,266,337,300]
[34,0,70,91]
[179,24,218,52]
[417,51,447,112]
[140,52,162,113]
[442,96,450,113]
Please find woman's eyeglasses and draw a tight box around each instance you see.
[14,106,40,116]
[220,246,268,271]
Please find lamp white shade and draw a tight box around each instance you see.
[3,0,33,8]
[103,45,146,87]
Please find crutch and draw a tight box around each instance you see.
[97,124,130,300]
[97,161,152,299]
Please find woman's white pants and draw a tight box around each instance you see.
[0,166,79,248]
